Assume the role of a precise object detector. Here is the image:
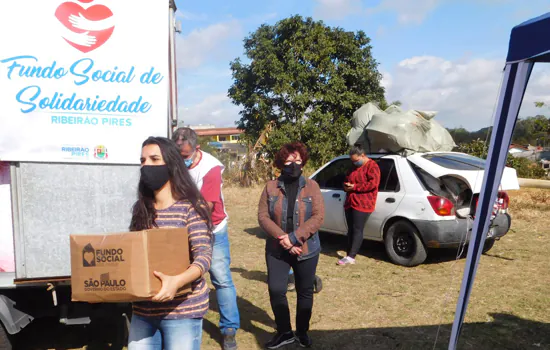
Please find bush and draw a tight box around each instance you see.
[199,137,275,187]
[506,156,547,179]
[455,139,488,159]
[218,152,275,187]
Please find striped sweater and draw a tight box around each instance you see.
[132,200,212,319]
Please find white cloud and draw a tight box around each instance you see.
[313,0,362,20]
[524,67,550,108]
[384,55,550,130]
[380,69,393,90]
[178,93,240,127]
[367,0,441,25]
[176,10,208,21]
[176,20,242,70]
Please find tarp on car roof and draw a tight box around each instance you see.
[346,102,455,154]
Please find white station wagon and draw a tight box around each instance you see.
[309,152,519,266]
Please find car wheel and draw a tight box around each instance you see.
[0,323,13,350]
[482,238,496,254]
[384,220,427,267]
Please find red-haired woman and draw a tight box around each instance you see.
[258,142,325,349]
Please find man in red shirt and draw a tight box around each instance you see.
[338,143,381,265]
[172,128,239,350]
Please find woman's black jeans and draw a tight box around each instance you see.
[266,251,319,335]
[345,209,371,258]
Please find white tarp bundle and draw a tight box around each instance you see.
[346,102,456,154]
[346,103,381,149]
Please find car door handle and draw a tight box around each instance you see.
[332,193,341,198]
[386,197,396,203]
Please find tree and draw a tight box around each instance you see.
[512,114,549,146]
[378,100,402,110]
[455,139,547,179]
[455,139,488,159]
[228,15,386,166]
[534,101,550,141]
[197,136,218,154]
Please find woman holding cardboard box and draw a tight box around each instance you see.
[128,137,213,350]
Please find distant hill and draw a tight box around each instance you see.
[447,127,492,144]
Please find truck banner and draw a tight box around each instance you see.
[0,0,169,164]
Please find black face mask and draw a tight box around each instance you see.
[140,165,170,191]
[282,163,303,179]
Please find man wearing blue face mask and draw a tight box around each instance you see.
[172,128,240,350]
[338,143,381,266]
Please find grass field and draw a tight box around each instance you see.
[16,187,550,349]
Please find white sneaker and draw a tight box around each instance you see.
[337,256,356,265]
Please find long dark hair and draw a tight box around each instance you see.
[129,137,212,231]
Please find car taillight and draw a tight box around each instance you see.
[498,191,510,210]
[471,191,509,217]
[427,196,455,216]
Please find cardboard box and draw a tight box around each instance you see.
[70,228,191,303]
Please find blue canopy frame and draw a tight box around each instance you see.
[449,12,550,349]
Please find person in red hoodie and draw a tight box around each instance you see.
[338,143,381,265]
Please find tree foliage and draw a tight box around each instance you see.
[197,136,218,154]
[448,115,550,147]
[455,139,488,159]
[228,15,385,166]
[453,104,550,180]
[448,127,492,145]
[507,156,547,179]
[378,100,402,110]
[456,139,547,179]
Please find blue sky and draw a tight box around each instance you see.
[174,0,550,131]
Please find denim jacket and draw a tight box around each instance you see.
[258,176,325,261]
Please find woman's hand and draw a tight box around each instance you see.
[344,182,355,192]
[289,246,302,256]
[152,271,181,302]
[278,234,293,250]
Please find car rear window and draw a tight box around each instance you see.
[422,153,485,170]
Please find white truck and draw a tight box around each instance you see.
[0,1,180,348]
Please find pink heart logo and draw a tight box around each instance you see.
[55,1,115,53]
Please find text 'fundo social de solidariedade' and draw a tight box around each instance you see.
[0,55,164,127]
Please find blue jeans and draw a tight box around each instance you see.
[128,315,202,350]
[210,223,240,334]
